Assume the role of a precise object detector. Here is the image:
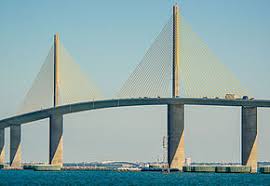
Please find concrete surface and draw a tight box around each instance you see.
[0,128,4,164]
[49,113,63,166]
[10,125,21,167]
[167,104,184,170]
[241,106,257,173]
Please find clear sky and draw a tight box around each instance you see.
[0,0,270,163]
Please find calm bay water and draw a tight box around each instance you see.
[0,170,270,185]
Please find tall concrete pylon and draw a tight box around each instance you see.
[10,125,21,167]
[172,4,180,98]
[49,33,63,166]
[241,106,257,172]
[0,128,4,164]
[167,4,185,170]
[54,33,60,108]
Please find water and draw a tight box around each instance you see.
[0,170,270,185]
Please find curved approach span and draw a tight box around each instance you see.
[0,97,270,129]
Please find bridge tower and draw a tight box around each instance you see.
[167,4,185,170]
[49,33,63,166]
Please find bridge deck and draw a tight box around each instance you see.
[0,98,270,128]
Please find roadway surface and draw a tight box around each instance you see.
[1,97,270,128]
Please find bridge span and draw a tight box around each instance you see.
[0,97,269,128]
[0,4,264,173]
[0,97,266,172]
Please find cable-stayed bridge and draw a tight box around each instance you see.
[0,5,263,172]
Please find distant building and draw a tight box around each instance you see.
[185,158,192,166]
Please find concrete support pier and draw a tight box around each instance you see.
[167,104,184,170]
[241,106,257,172]
[49,113,63,166]
[0,128,4,164]
[10,125,21,167]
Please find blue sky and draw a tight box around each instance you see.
[1,0,270,104]
[0,0,270,163]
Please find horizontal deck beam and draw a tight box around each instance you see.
[0,98,269,128]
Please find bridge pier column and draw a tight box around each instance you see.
[10,125,21,168]
[167,104,184,170]
[49,113,63,166]
[241,106,257,173]
[0,128,4,164]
